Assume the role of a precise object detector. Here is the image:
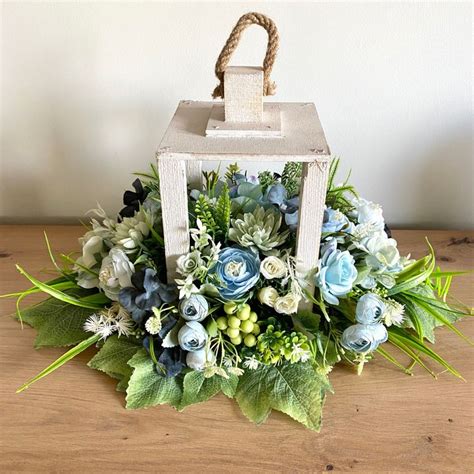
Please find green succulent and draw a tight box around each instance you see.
[228,206,289,254]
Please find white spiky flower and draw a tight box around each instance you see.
[84,303,134,339]
[384,299,405,327]
[243,356,260,370]
[83,313,114,340]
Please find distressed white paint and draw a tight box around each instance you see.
[206,103,281,138]
[224,66,263,123]
[296,160,331,310]
[160,101,329,158]
[156,158,190,282]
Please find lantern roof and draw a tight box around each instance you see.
[157,100,330,162]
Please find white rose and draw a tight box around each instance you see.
[260,256,287,280]
[98,248,135,300]
[81,234,104,268]
[177,250,204,276]
[364,234,401,272]
[258,287,279,307]
[274,293,301,315]
[353,198,385,230]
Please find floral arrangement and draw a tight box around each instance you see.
[4,159,471,431]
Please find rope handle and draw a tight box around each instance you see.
[212,12,279,99]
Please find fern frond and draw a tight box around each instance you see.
[215,184,231,239]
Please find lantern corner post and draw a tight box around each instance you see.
[156,154,191,283]
[295,157,331,310]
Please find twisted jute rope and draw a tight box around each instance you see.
[212,12,279,99]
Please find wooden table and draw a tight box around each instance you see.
[0,226,473,473]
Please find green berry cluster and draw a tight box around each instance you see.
[215,302,261,347]
[256,325,310,364]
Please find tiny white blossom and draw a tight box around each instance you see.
[291,343,311,362]
[145,316,162,335]
[243,356,260,370]
[384,299,405,327]
[228,367,244,376]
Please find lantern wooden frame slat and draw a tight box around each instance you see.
[157,100,331,308]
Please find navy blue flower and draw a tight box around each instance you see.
[119,268,177,323]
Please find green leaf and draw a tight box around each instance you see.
[292,310,321,339]
[126,349,183,409]
[179,371,238,410]
[20,295,97,348]
[88,335,142,392]
[388,240,435,295]
[235,363,330,431]
[16,265,105,309]
[17,334,101,393]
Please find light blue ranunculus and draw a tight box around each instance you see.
[341,323,388,353]
[212,247,260,300]
[322,207,350,234]
[178,321,208,352]
[315,242,358,305]
[179,295,209,322]
[355,293,386,325]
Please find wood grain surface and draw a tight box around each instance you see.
[0,226,473,473]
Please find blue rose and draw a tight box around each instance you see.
[341,323,388,353]
[315,242,357,304]
[356,293,385,325]
[322,207,350,234]
[212,247,260,300]
[178,321,208,352]
[179,295,209,322]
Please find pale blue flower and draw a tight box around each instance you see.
[355,293,386,325]
[315,242,358,305]
[179,295,209,322]
[322,207,350,234]
[186,348,216,371]
[178,321,208,352]
[212,247,260,300]
[341,323,388,353]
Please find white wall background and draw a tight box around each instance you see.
[1,1,472,228]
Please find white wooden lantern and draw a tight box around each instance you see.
[157,13,331,308]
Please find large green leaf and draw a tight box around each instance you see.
[179,371,238,410]
[235,363,330,431]
[88,335,142,392]
[20,295,96,348]
[126,349,183,409]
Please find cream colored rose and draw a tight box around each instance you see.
[258,287,279,308]
[274,293,301,315]
[260,256,287,280]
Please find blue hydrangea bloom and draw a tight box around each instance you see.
[212,247,260,300]
[119,268,177,323]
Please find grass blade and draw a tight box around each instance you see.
[17,334,100,393]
